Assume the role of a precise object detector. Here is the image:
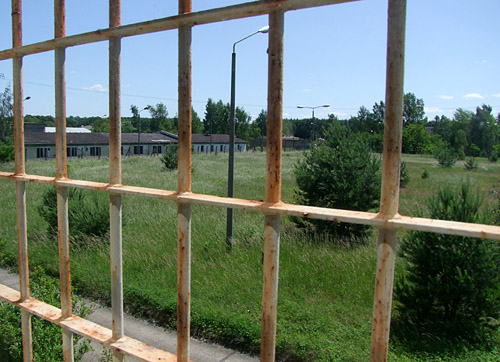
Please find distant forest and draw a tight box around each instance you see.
[2,84,499,160]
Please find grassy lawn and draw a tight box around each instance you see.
[0,151,499,361]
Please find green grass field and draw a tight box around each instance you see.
[0,152,499,361]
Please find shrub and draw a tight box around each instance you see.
[0,142,14,163]
[161,145,178,171]
[394,180,500,346]
[467,143,481,157]
[494,190,500,226]
[464,157,478,171]
[488,150,498,163]
[434,147,457,168]
[421,169,429,179]
[294,124,381,240]
[0,266,92,361]
[38,187,109,239]
[400,161,410,188]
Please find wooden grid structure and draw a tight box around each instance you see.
[1,1,500,361]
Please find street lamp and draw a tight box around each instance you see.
[227,25,269,250]
[297,104,330,141]
[138,105,150,155]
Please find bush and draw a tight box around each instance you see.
[464,157,478,171]
[0,266,92,361]
[421,169,430,179]
[161,145,178,171]
[400,161,410,188]
[394,180,500,346]
[294,125,381,240]
[38,187,109,239]
[488,150,498,163]
[467,143,481,157]
[0,141,14,163]
[434,147,457,168]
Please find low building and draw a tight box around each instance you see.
[250,135,309,150]
[25,132,177,159]
[24,131,246,159]
[191,134,247,153]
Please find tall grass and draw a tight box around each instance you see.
[0,152,499,361]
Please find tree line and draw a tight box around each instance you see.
[1,83,499,159]
[307,93,500,161]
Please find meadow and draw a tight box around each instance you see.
[0,151,499,361]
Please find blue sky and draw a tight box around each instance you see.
[0,0,499,122]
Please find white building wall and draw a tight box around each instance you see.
[193,143,246,153]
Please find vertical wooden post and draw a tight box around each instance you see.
[370,1,406,361]
[177,1,192,361]
[12,1,32,361]
[109,1,124,361]
[261,9,284,362]
[54,1,74,360]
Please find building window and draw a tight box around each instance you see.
[90,146,101,156]
[152,145,162,154]
[37,147,50,159]
[200,145,204,152]
[67,147,78,157]
[134,145,143,155]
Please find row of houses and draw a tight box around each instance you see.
[24,129,248,160]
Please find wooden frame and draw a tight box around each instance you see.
[1,1,499,361]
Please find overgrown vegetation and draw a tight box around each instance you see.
[294,125,381,240]
[0,265,93,361]
[394,180,500,349]
[434,147,457,168]
[464,157,478,170]
[0,154,500,361]
[160,145,178,171]
[421,168,430,179]
[400,161,410,187]
[38,187,110,239]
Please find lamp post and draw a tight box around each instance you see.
[138,105,150,155]
[210,116,213,153]
[297,104,330,141]
[226,25,269,250]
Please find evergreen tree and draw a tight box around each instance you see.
[294,124,381,240]
[395,180,500,345]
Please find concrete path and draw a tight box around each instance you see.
[0,267,258,362]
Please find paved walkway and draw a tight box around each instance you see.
[0,267,258,362]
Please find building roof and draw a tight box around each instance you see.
[44,126,91,133]
[191,134,246,144]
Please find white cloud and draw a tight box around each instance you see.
[303,88,311,93]
[424,106,442,114]
[438,95,453,100]
[331,111,348,118]
[463,93,484,99]
[83,83,107,92]
[492,93,500,98]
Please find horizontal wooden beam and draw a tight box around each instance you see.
[0,284,182,362]
[1,171,499,241]
[0,0,358,60]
